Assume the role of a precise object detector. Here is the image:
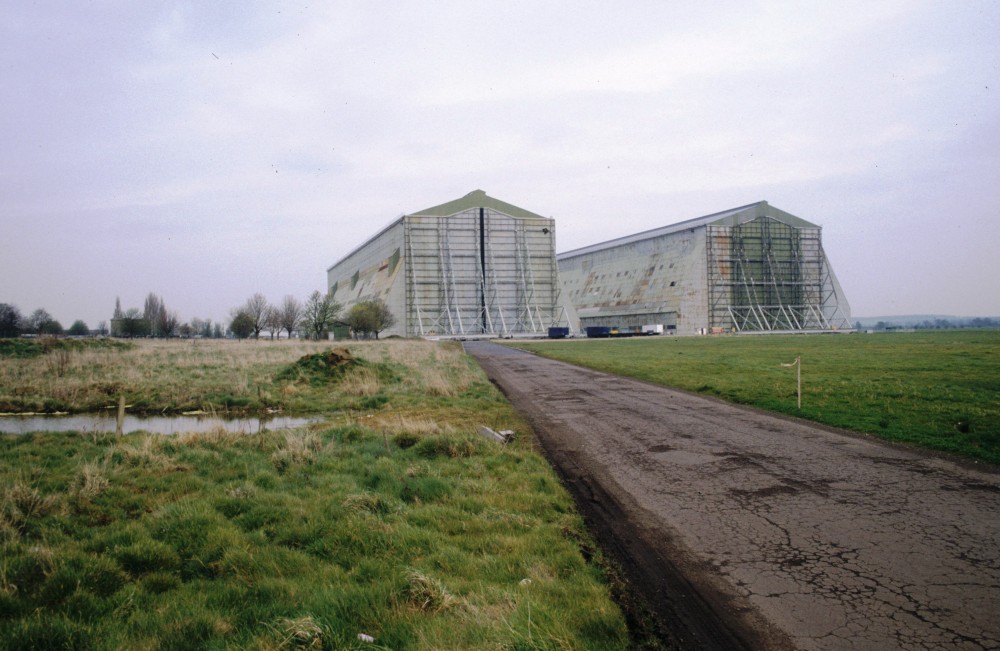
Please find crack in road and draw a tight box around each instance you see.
[466,342,1000,650]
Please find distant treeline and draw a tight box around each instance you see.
[858,317,1000,331]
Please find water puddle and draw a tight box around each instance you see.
[0,414,318,436]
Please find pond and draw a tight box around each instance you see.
[0,414,319,436]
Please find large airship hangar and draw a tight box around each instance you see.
[327,191,852,337]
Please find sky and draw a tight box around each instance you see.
[2,1,999,329]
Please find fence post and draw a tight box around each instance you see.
[781,356,802,410]
[116,395,125,436]
[797,356,801,410]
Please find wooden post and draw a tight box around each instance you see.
[781,357,802,410]
[116,395,125,436]
[796,356,802,410]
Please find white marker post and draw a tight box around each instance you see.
[781,356,801,409]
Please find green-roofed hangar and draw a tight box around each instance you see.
[326,190,576,338]
[327,194,852,338]
[557,201,852,335]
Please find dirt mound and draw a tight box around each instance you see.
[312,348,354,366]
[278,348,356,384]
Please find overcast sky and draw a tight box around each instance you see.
[2,1,998,328]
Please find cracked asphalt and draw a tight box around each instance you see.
[466,341,1000,650]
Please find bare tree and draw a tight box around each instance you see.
[242,293,270,339]
[162,311,179,337]
[26,308,55,335]
[264,304,281,340]
[302,291,341,340]
[143,293,178,337]
[278,295,304,339]
[0,303,23,337]
[191,318,214,338]
[143,293,164,336]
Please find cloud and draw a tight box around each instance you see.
[2,1,999,325]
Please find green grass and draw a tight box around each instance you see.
[0,339,630,650]
[0,339,463,415]
[509,331,1000,465]
[0,337,131,360]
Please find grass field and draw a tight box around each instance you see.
[509,330,1000,466]
[0,339,630,650]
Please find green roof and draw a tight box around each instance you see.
[705,201,817,229]
[409,190,546,220]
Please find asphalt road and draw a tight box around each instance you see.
[465,341,1000,650]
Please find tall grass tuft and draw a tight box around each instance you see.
[73,461,110,500]
[271,429,322,471]
[275,615,324,649]
[405,568,459,613]
[108,436,169,469]
[342,492,397,517]
[1,481,59,539]
[339,365,381,396]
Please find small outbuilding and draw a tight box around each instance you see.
[326,190,576,338]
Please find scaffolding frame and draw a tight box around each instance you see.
[706,217,851,332]
[404,211,565,337]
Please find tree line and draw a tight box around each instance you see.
[0,304,95,338]
[228,291,396,340]
[1,290,397,341]
[856,317,1000,331]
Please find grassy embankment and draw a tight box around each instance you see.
[510,330,1000,465]
[0,339,630,650]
